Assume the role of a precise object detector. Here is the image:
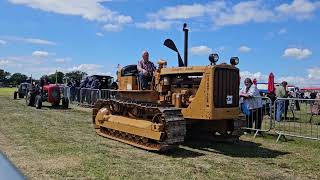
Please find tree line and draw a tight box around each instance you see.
[0,68,87,86]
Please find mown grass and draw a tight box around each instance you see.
[0,87,16,96]
[0,87,320,179]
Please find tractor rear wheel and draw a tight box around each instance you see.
[35,95,42,109]
[26,92,35,106]
[62,97,69,109]
[14,92,17,99]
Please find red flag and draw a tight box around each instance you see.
[268,73,275,93]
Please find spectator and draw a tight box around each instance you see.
[137,51,156,90]
[80,77,88,88]
[80,77,89,103]
[240,78,263,133]
[310,91,317,99]
[294,87,301,111]
[86,76,93,88]
[73,79,80,102]
[69,79,76,101]
[67,80,72,87]
[91,79,101,89]
[90,79,101,105]
[275,81,288,121]
[74,79,80,87]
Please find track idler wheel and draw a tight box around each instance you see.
[95,108,111,129]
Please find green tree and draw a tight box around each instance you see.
[65,71,87,81]
[0,69,10,81]
[9,73,28,85]
[42,71,64,84]
[0,69,11,85]
[50,71,64,84]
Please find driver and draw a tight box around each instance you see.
[137,51,155,90]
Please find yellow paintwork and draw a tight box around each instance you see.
[94,62,241,146]
[96,113,164,141]
[117,71,139,90]
[114,63,240,121]
[160,64,241,120]
[160,66,207,75]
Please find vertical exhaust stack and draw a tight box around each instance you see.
[163,23,189,67]
[183,23,188,67]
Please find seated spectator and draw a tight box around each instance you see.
[137,51,156,90]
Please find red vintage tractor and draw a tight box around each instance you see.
[26,84,69,109]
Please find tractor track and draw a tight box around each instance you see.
[93,99,186,151]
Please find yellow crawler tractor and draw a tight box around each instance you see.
[93,24,245,151]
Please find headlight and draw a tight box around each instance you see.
[209,53,219,64]
[230,57,239,65]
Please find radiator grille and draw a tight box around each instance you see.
[214,67,239,108]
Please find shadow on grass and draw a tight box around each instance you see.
[160,146,205,158]
[181,139,289,158]
[32,105,71,110]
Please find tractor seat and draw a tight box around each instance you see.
[121,64,139,76]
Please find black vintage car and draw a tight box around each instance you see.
[14,82,31,99]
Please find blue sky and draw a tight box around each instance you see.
[0,0,319,87]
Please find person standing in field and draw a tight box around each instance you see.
[275,81,288,121]
[240,78,263,133]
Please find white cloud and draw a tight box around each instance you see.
[275,0,320,20]
[283,48,312,59]
[9,0,132,33]
[0,39,7,45]
[114,15,132,24]
[148,1,274,27]
[190,45,212,55]
[238,46,252,53]
[240,71,268,83]
[136,20,172,30]
[9,0,132,28]
[241,70,320,87]
[103,24,122,32]
[0,60,10,66]
[68,64,103,72]
[1,56,111,78]
[96,32,104,37]
[150,4,208,20]
[214,1,274,26]
[149,1,226,20]
[67,64,112,76]
[142,0,320,30]
[278,76,309,86]
[308,67,320,80]
[278,28,287,35]
[32,50,49,57]
[0,56,45,70]
[2,36,56,45]
[25,38,56,45]
[139,1,225,30]
[1,54,113,78]
[54,58,72,64]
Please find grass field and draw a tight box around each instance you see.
[0,87,320,179]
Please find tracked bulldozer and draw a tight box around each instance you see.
[93,24,245,151]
